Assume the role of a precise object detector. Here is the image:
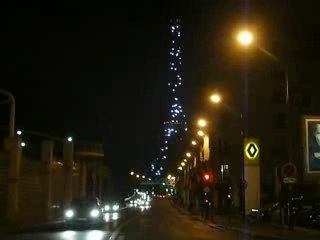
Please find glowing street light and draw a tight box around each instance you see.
[167,174,172,180]
[191,140,197,146]
[210,94,221,104]
[16,130,22,136]
[136,174,140,178]
[130,171,134,176]
[183,159,187,162]
[67,136,73,142]
[21,142,26,147]
[142,175,145,179]
[186,152,191,158]
[178,166,183,170]
[197,119,207,128]
[197,130,205,137]
[181,162,186,166]
[237,30,253,46]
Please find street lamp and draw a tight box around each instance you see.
[136,174,140,178]
[181,162,186,167]
[16,130,22,136]
[236,28,291,218]
[186,152,191,158]
[197,130,205,137]
[177,166,183,171]
[191,140,197,146]
[197,119,207,128]
[167,174,172,180]
[210,94,221,104]
[236,30,289,104]
[130,171,134,176]
[183,159,187,162]
[21,142,26,147]
[67,136,73,142]
[237,30,253,46]
[142,175,145,179]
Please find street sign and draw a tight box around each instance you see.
[283,177,297,184]
[281,162,297,178]
[244,138,260,164]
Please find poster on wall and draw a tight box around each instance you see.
[304,116,320,173]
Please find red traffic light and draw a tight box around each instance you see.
[204,174,210,181]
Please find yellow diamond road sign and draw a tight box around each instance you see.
[244,138,260,164]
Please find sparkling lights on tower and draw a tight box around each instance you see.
[151,19,187,177]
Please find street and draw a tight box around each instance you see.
[2,199,260,240]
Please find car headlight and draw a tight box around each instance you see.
[90,209,100,218]
[113,204,119,211]
[104,205,110,211]
[65,209,74,218]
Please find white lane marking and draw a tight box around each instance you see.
[109,216,138,240]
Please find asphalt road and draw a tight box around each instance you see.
[2,200,259,240]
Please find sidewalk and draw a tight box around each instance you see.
[172,201,320,240]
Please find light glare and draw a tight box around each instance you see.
[197,119,207,128]
[210,94,221,104]
[197,130,204,137]
[237,30,253,46]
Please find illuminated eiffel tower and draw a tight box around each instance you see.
[151,19,187,178]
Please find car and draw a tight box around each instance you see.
[103,202,120,213]
[64,197,104,226]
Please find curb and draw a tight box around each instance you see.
[208,222,291,240]
[171,201,320,240]
[207,221,320,240]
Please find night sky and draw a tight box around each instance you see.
[1,1,320,193]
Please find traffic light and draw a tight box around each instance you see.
[202,171,214,184]
[204,173,210,181]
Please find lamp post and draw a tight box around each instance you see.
[237,30,289,105]
[236,29,291,218]
[0,89,15,138]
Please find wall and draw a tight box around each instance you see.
[0,139,83,223]
[0,152,9,222]
[19,156,46,222]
